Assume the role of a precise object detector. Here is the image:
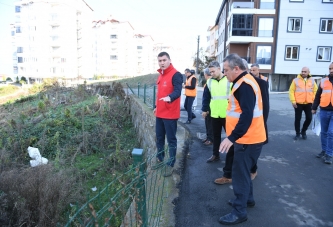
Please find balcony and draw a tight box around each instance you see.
[231,2,254,9]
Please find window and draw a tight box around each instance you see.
[285,45,299,60]
[110,55,118,60]
[258,18,273,37]
[288,17,302,32]
[137,46,143,49]
[110,34,117,39]
[320,19,333,33]
[11,31,15,36]
[13,66,18,74]
[322,0,333,3]
[17,47,23,53]
[290,0,304,2]
[317,47,332,61]
[16,26,21,33]
[18,57,23,63]
[232,14,253,36]
[15,6,21,13]
[256,46,272,64]
[260,0,275,9]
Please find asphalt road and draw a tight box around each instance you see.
[175,90,333,227]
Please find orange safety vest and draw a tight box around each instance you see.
[260,75,268,82]
[185,75,197,97]
[226,74,266,144]
[320,77,333,107]
[293,77,315,104]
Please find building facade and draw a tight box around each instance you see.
[12,0,93,82]
[214,0,333,91]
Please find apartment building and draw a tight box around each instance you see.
[12,0,93,82]
[214,0,333,91]
[134,34,155,76]
[205,25,218,59]
[92,19,138,78]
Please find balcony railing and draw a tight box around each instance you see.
[231,2,254,9]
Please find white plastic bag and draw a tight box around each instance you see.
[312,112,321,136]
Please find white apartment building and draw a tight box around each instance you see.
[214,0,333,91]
[205,25,218,59]
[92,19,137,78]
[273,0,333,91]
[134,34,155,76]
[12,0,93,82]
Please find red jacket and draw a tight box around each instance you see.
[156,64,180,119]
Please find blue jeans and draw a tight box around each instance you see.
[156,117,178,167]
[320,110,333,157]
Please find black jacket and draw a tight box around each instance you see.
[227,72,269,144]
[312,76,333,111]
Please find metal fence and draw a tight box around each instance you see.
[63,149,169,227]
[126,83,157,109]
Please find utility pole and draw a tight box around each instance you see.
[196,35,200,74]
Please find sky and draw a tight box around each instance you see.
[0,0,221,75]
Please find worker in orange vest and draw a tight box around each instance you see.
[183,69,197,124]
[289,67,318,140]
[312,62,333,164]
[218,54,266,225]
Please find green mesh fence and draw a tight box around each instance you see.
[63,149,173,227]
[126,83,157,108]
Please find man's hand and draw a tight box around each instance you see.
[292,103,297,108]
[312,110,316,114]
[153,108,156,115]
[219,138,233,154]
[202,112,208,118]
[159,96,171,102]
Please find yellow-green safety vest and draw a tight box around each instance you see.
[207,76,231,118]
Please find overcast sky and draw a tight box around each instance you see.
[0,0,221,75]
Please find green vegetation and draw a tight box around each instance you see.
[0,84,19,96]
[0,81,139,226]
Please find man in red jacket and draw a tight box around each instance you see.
[153,52,183,177]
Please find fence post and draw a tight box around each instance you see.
[153,85,156,109]
[144,84,146,104]
[131,148,147,227]
[137,82,140,97]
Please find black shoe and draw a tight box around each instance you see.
[301,131,307,140]
[206,155,220,163]
[192,114,196,119]
[324,155,332,164]
[184,120,191,124]
[218,213,247,225]
[316,151,326,158]
[228,199,255,208]
[294,134,301,140]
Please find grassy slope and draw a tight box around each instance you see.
[0,83,139,225]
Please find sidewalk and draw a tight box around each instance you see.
[174,93,333,227]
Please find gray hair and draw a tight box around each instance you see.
[242,59,249,71]
[204,68,211,76]
[251,63,260,68]
[223,54,246,71]
[208,61,220,68]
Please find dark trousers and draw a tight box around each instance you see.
[211,117,226,157]
[223,146,257,179]
[205,112,213,142]
[184,96,196,121]
[156,117,177,167]
[294,103,312,134]
[231,142,263,218]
